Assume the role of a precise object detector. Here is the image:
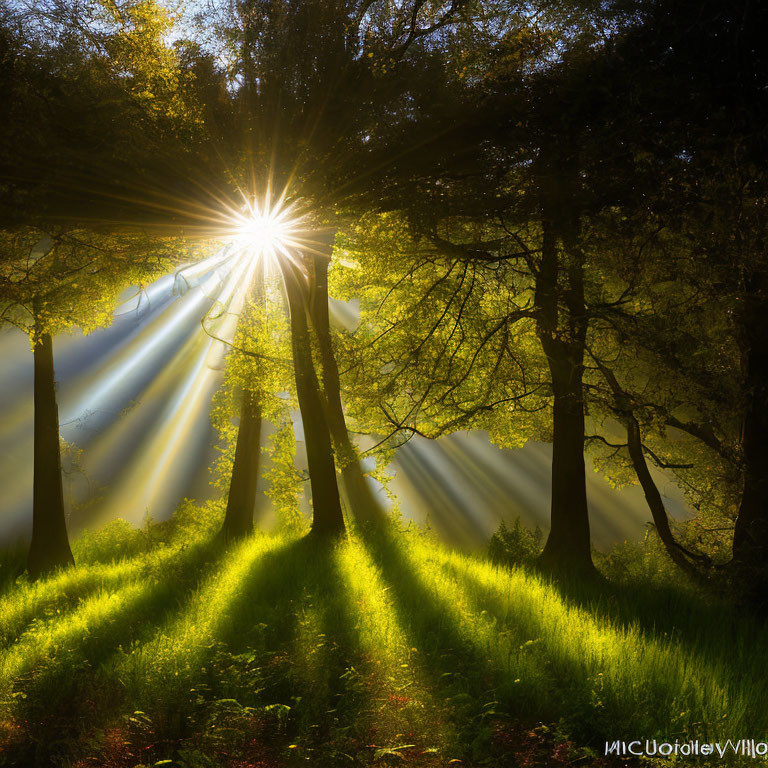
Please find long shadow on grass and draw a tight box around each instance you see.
[2,534,230,767]
[438,555,768,744]
[213,535,327,655]
[185,539,354,708]
[435,556,646,742]
[216,534,366,714]
[543,564,768,679]
[302,540,370,758]
[286,536,436,764]
[112,534,311,749]
[356,522,509,760]
[140,535,370,766]
[0,543,196,649]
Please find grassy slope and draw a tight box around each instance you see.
[0,514,766,768]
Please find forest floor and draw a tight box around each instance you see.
[0,507,765,768]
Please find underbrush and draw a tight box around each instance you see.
[0,508,765,767]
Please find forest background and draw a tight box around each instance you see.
[0,1,766,766]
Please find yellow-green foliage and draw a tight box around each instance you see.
[0,228,213,340]
[0,557,143,650]
[97,0,203,135]
[330,214,550,464]
[263,421,306,533]
[1,513,765,766]
[72,518,160,564]
[209,280,304,530]
[330,214,739,571]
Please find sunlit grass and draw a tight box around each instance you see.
[1,516,766,766]
[0,536,218,697]
[406,536,746,742]
[337,535,455,755]
[118,533,279,709]
[0,547,174,649]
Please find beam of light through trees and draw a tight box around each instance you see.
[0,224,690,545]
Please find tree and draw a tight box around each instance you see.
[0,0,228,233]
[279,252,346,535]
[208,0,483,533]
[328,39,620,576]
[0,228,183,577]
[218,261,267,539]
[303,231,385,524]
[211,256,302,538]
[572,0,768,597]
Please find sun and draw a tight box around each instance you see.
[229,196,301,262]
[237,214,282,252]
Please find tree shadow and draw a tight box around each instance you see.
[188,530,433,765]
[355,521,509,761]
[436,553,768,744]
[4,534,230,766]
[181,533,378,766]
[111,534,317,751]
[0,540,204,649]
[210,534,314,654]
[540,561,768,672]
[297,538,370,758]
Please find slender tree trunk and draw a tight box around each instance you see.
[625,416,709,580]
[220,390,262,539]
[732,285,768,603]
[27,330,74,580]
[307,250,382,524]
[598,361,707,579]
[534,148,595,576]
[219,260,265,540]
[281,258,345,536]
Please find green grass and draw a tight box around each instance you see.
[0,513,766,767]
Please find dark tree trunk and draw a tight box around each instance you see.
[534,148,595,576]
[27,330,74,580]
[598,362,708,580]
[281,258,345,536]
[732,286,768,604]
[537,347,594,573]
[219,260,265,540]
[308,251,382,524]
[625,416,709,580]
[220,390,262,539]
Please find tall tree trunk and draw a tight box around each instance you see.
[27,329,74,580]
[220,390,262,539]
[537,345,594,573]
[307,248,382,524]
[281,257,345,536]
[219,259,265,540]
[732,284,768,604]
[534,148,595,575]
